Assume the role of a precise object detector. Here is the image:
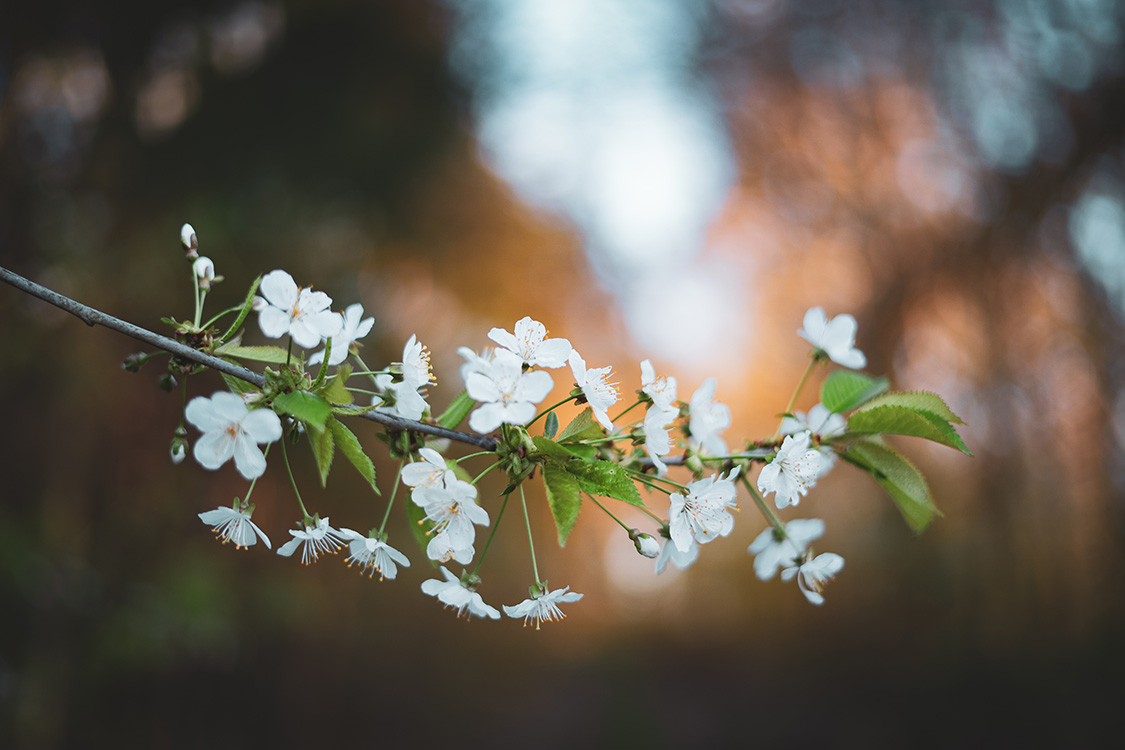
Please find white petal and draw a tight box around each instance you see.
[241,409,283,444]
[193,431,235,470]
[258,306,292,339]
[259,270,299,308]
[232,438,268,480]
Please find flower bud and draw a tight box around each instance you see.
[159,373,178,392]
[181,223,198,258]
[629,529,660,558]
[193,256,216,290]
[122,352,148,372]
[170,434,188,465]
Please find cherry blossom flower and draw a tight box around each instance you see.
[782,552,845,605]
[488,316,572,368]
[370,336,434,421]
[256,269,342,349]
[465,349,554,433]
[198,503,271,549]
[668,467,741,553]
[458,346,496,382]
[640,359,677,410]
[339,529,411,580]
[746,518,826,581]
[421,566,500,620]
[503,586,584,628]
[401,447,456,490]
[757,432,823,509]
[569,350,619,430]
[412,477,489,564]
[185,391,282,480]
[781,403,845,477]
[654,536,699,574]
[688,378,731,456]
[309,303,374,367]
[399,334,434,389]
[798,307,866,369]
[643,405,678,475]
[277,516,347,564]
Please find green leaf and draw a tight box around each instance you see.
[273,391,332,432]
[544,411,559,439]
[214,343,291,364]
[848,405,972,455]
[820,371,890,413]
[330,403,381,416]
[219,275,262,342]
[328,418,379,494]
[220,373,256,395]
[566,461,644,507]
[852,391,965,424]
[321,364,353,406]
[543,461,582,546]
[556,407,604,443]
[436,390,475,430]
[309,416,335,487]
[406,496,437,567]
[845,439,942,532]
[532,435,579,462]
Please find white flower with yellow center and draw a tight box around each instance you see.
[412,477,489,564]
[277,517,346,565]
[466,349,554,433]
[668,467,741,552]
[488,316,572,368]
[781,403,844,477]
[798,307,866,369]
[503,586,584,628]
[569,350,619,430]
[757,432,823,509]
[421,567,500,620]
[688,378,731,456]
[340,529,411,581]
[256,269,342,349]
[401,447,456,490]
[309,303,374,367]
[185,391,282,480]
[198,503,271,549]
[782,552,845,605]
[747,518,826,581]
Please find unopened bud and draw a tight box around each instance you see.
[159,373,178,392]
[193,256,216,290]
[181,223,198,259]
[629,529,660,558]
[122,352,148,372]
[170,427,188,465]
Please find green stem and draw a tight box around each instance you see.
[242,444,270,504]
[286,338,294,369]
[739,473,786,538]
[611,399,643,424]
[280,433,310,521]
[472,493,510,577]
[775,358,819,437]
[471,460,502,485]
[452,451,495,465]
[351,353,384,389]
[528,396,576,427]
[520,484,541,585]
[378,462,403,535]
[200,304,243,331]
[588,494,631,532]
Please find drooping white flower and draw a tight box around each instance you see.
[276,516,346,564]
[654,536,699,574]
[339,529,411,580]
[309,303,375,367]
[569,350,619,430]
[465,349,554,433]
[503,586,584,628]
[668,467,742,553]
[256,269,343,349]
[488,316,572,369]
[401,447,456,490]
[781,403,844,477]
[782,552,845,605]
[643,404,678,476]
[412,477,489,564]
[757,432,823,509]
[688,378,731,456]
[746,518,826,581]
[798,307,866,369]
[640,359,677,411]
[198,503,271,549]
[185,391,283,480]
[421,566,500,620]
[193,256,216,291]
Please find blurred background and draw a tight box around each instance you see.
[2,0,1123,746]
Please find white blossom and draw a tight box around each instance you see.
[569,350,619,430]
[256,269,342,349]
[185,391,282,480]
[399,334,434,390]
[781,403,844,477]
[466,349,554,433]
[747,518,826,581]
[401,447,456,490]
[668,467,741,553]
[643,405,678,476]
[798,307,866,369]
[309,303,374,367]
[412,477,489,564]
[503,586,584,628]
[782,552,845,605]
[198,504,271,549]
[654,536,699,574]
[421,566,500,620]
[340,529,410,580]
[276,517,346,564]
[458,346,496,382]
[688,378,731,456]
[488,316,572,369]
[757,432,823,509]
[640,359,677,411]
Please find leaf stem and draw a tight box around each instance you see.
[588,494,631,532]
[528,396,576,427]
[472,492,510,577]
[280,432,310,521]
[775,358,819,437]
[520,484,541,585]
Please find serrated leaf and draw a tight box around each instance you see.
[215,343,291,364]
[845,439,941,532]
[331,403,381,416]
[853,390,965,424]
[273,391,332,431]
[820,371,890,413]
[321,365,353,406]
[531,435,597,463]
[328,418,379,494]
[436,390,475,430]
[220,372,256,395]
[406,495,438,567]
[848,405,972,455]
[309,416,335,487]
[566,461,644,507]
[544,411,559,439]
[543,461,582,546]
[556,407,604,443]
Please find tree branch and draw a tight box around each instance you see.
[1,265,498,450]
